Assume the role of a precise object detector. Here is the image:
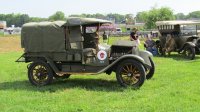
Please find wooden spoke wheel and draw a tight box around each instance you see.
[28,61,53,86]
[116,59,146,88]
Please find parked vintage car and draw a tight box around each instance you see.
[156,20,200,59]
[16,17,155,88]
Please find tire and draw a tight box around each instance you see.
[184,46,195,60]
[28,61,53,86]
[146,57,155,80]
[53,74,71,79]
[116,59,146,88]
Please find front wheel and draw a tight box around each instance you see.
[28,61,53,86]
[116,59,146,88]
[184,46,195,60]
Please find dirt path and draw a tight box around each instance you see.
[0,35,23,53]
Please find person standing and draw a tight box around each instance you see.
[130,28,140,46]
[102,31,108,43]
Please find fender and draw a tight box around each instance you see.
[97,54,146,74]
[139,50,153,67]
[45,57,60,73]
[179,42,196,52]
[184,42,196,47]
[22,54,60,73]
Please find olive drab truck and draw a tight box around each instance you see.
[16,17,155,88]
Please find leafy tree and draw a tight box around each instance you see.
[18,14,30,26]
[158,7,175,20]
[187,11,200,19]
[0,13,48,27]
[49,11,65,21]
[94,13,106,19]
[125,14,134,24]
[145,7,175,29]
[29,17,48,22]
[1,13,15,27]
[175,13,186,20]
[136,11,148,23]
[105,13,124,23]
[69,13,125,23]
[145,8,159,29]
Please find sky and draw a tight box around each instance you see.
[1,0,200,17]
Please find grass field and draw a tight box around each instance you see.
[1,35,200,112]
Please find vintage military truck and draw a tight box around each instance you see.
[156,20,200,60]
[16,17,155,88]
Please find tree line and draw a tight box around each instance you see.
[0,7,200,29]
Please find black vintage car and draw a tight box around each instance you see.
[156,20,200,60]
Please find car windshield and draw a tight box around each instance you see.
[181,25,196,30]
[181,25,197,35]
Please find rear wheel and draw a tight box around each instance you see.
[28,61,53,86]
[116,59,146,88]
[184,46,195,60]
[146,57,155,79]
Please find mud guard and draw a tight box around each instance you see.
[97,53,152,74]
[139,50,153,67]
[16,54,60,73]
[179,42,196,53]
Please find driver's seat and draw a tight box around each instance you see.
[82,33,99,64]
[83,33,98,49]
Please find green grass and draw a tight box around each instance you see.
[0,34,20,38]
[1,37,200,111]
[0,32,4,36]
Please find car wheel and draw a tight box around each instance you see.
[184,46,195,60]
[116,59,146,88]
[146,57,155,80]
[28,61,53,86]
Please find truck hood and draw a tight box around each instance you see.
[112,40,137,47]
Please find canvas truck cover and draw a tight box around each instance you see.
[21,18,111,52]
[21,21,66,52]
[65,17,111,26]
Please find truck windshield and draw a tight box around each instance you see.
[86,26,98,33]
